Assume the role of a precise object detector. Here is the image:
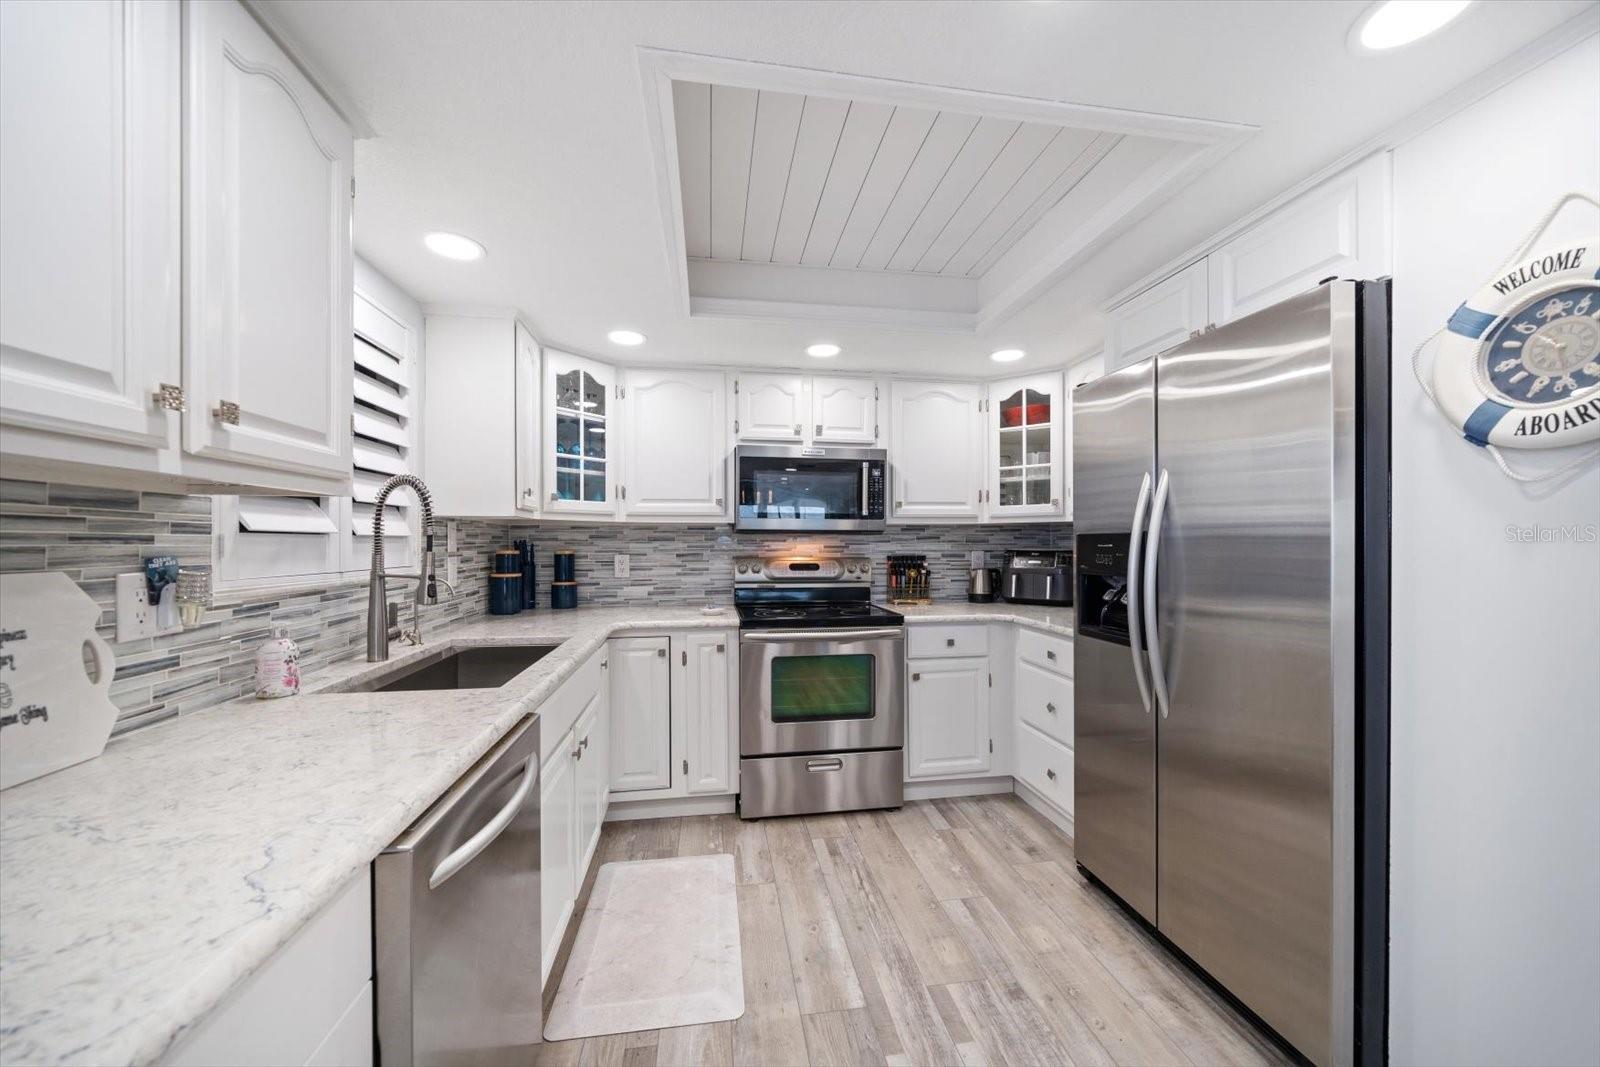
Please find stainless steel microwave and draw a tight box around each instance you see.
[734,445,887,532]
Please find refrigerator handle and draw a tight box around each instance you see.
[1126,471,1153,714]
[1144,468,1173,718]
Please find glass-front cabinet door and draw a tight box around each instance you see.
[543,348,617,515]
[987,372,1065,518]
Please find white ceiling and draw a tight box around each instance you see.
[258,0,1595,376]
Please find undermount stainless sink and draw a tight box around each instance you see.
[337,644,558,693]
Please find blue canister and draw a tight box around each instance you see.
[489,572,523,615]
[551,581,577,610]
[552,549,576,583]
[515,539,537,609]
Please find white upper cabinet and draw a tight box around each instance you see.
[733,373,806,442]
[544,349,618,515]
[622,368,727,518]
[986,372,1065,519]
[514,324,540,514]
[0,0,179,452]
[1207,153,1390,325]
[183,0,353,479]
[810,376,880,444]
[890,380,984,521]
[1061,354,1104,521]
[1104,259,1208,373]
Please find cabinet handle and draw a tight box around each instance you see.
[1046,649,1057,661]
[716,643,725,653]
[1046,768,1057,781]
[1046,702,1057,714]
[1052,497,1061,508]
[657,647,667,657]
[946,637,955,647]
[550,491,558,502]
[716,497,724,508]
[212,400,241,425]
[151,383,185,412]
[600,660,608,669]
[912,672,921,681]
[815,423,822,437]
[896,501,903,510]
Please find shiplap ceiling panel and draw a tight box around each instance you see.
[799,100,895,266]
[941,127,1105,277]
[856,110,980,270]
[884,116,1023,273]
[967,130,1123,276]
[825,106,938,269]
[672,80,712,259]
[708,84,757,261]
[739,89,806,260]
[770,96,850,263]
[912,121,1061,274]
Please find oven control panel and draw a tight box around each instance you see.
[734,555,874,584]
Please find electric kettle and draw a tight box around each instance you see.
[967,566,1001,603]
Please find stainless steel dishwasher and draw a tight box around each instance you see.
[375,715,540,1066]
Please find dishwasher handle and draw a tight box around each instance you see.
[428,752,537,890]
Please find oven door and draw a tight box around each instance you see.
[734,447,886,532]
[740,628,904,756]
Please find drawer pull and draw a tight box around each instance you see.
[912,672,921,681]
[1046,702,1057,714]
[806,758,844,772]
[946,637,956,647]
[1046,768,1057,781]
[1046,649,1057,661]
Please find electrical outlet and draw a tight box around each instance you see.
[115,573,153,642]
[613,554,630,578]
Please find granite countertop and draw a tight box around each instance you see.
[0,599,1070,1066]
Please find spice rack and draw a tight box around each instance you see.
[886,554,932,605]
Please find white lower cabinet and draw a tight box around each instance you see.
[680,632,735,795]
[539,649,608,984]
[1015,720,1074,817]
[609,636,673,792]
[165,869,372,1066]
[574,686,608,875]
[539,727,579,984]
[906,655,991,779]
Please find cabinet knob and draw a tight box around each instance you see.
[716,497,724,508]
[682,759,689,775]
[912,672,921,681]
[814,423,822,437]
[716,643,725,653]
[1046,650,1057,661]
[1046,768,1057,780]
[657,647,666,657]
[1052,497,1061,508]
[151,383,185,412]
[946,637,955,647]
[1046,702,1057,714]
[212,400,241,425]
[600,660,608,669]
[793,424,801,436]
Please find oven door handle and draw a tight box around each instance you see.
[741,628,905,642]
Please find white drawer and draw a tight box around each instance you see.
[1017,627,1072,677]
[1015,659,1073,747]
[907,624,989,659]
[1015,720,1073,818]
[539,648,602,757]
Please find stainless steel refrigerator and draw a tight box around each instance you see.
[1072,280,1390,1067]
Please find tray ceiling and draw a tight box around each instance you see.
[642,50,1255,333]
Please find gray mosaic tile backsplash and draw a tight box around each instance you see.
[505,520,1070,605]
[0,479,501,737]
[0,476,1066,737]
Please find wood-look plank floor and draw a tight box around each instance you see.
[536,796,1291,1067]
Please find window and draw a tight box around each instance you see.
[215,286,419,590]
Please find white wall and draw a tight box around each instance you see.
[1389,33,1600,1067]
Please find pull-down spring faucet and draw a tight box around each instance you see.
[366,473,449,662]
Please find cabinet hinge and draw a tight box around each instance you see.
[682,650,687,667]
[874,423,879,438]
[619,485,626,500]
[733,378,740,393]
[615,384,626,399]
[682,759,689,775]
[988,672,992,687]
[734,418,740,433]
[989,738,994,754]
[350,177,356,197]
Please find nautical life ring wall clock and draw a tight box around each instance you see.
[1414,191,1600,483]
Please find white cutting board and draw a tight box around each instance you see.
[0,572,118,791]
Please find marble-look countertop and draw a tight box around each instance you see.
[0,599,1071,1066]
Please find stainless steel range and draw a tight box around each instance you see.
[735,555,904,820]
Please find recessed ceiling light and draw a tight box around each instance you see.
[423,231,485,261]
[607,329,646,346]
[990,348,1025,363]
[1350,0,1472,53]
[806,343,841,358]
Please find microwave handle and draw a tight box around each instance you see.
[861,462,869,517]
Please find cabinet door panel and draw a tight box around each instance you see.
[575,696,605,873]
[1061,354,1104,521]
[1208,153,1390,325]
[183,0,352,477]
[515,324,540,513]
[987,372,1064,519]
[682,631,734,795]
[735,373,805,441]
[539,740,577,982]
[1104,260,1207,373]
[544,348,617,515]
[0,0,178,449]
[610,637,672,793]
[623,369,727,517]
[810,376,878,444]
[906,656,990,778]
[890,380,984,520]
